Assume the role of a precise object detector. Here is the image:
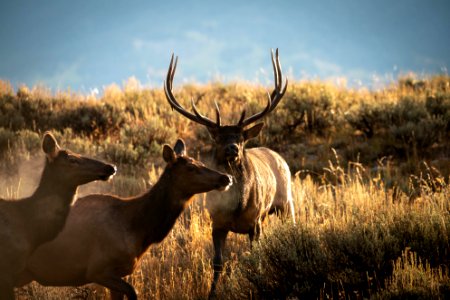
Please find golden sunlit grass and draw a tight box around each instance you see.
[1,76,449,298]
[374,249,450,299]
[9,155,450,299]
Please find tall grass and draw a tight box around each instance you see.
[11,156,450,299]
[1,76,449,299]
[375,249,450,299]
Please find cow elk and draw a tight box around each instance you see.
[0,132,116,300]
[18,139,232,300]
[164,49,295,297]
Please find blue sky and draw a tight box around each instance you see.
[0,0,449,93]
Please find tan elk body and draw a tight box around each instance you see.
[206,146,292,233]
[164,49,295,296]
[18,139,232,300]
[0,132,116,300]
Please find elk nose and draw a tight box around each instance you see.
[217,174,233,191]
[222,174,233,185]
[99,164,117,181]
[225,144,239,157]
[105,164,117,175]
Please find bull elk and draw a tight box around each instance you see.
[0,132,116,300]
[164,49,295,296]
[17,139,232,300]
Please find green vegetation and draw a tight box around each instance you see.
[1,76,449,299]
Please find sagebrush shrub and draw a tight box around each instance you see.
[373,249,450,300]
[0,127,15,157]
[237,224,328,299]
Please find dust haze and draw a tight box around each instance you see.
[0,154,44,199]
[0,154,115,200]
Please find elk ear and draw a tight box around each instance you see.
[173,139,186,156]
[162,144,176,163]
[243,123,264,140]
[42,132,60,160]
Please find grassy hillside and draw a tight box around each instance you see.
[1,76,448,188]
[0,76,449,299]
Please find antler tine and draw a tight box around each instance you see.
[237,110,246,126]
[271,48,280,98]
[164,54,182,111]
[214,101,221,126]
[240,48,288,127]
[164,54,217,128]
[239,92,272,126]
[191,99,220,126]
[268,48,288,112]
[190,99,221,127]
[169,54,177,92]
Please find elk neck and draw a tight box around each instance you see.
[33,161,79,200]
[131,167,191,251]
[22,160,78,247]
[211,147,246,176]
[212,149,255,213]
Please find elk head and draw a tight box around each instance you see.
[164,49,288,166]
[42,132,117,186]
[162,139,233,197]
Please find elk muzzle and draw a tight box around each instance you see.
[224,144,239,162]
[99,164,117,181]
[216,174,233,191]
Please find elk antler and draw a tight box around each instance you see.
[238,48,288,127]
[164,50,287,128]
[164,54,220,128]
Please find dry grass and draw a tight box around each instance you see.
[8,156,450,299]
[0,76,448,299]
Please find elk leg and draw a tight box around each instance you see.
[248,220,262,247]
[269,203,284,216]
[94,275,136,300]
[209,228,228,298]
[270,201,295,223]
[0,278,14,300]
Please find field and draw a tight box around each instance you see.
[0,76,449,299]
